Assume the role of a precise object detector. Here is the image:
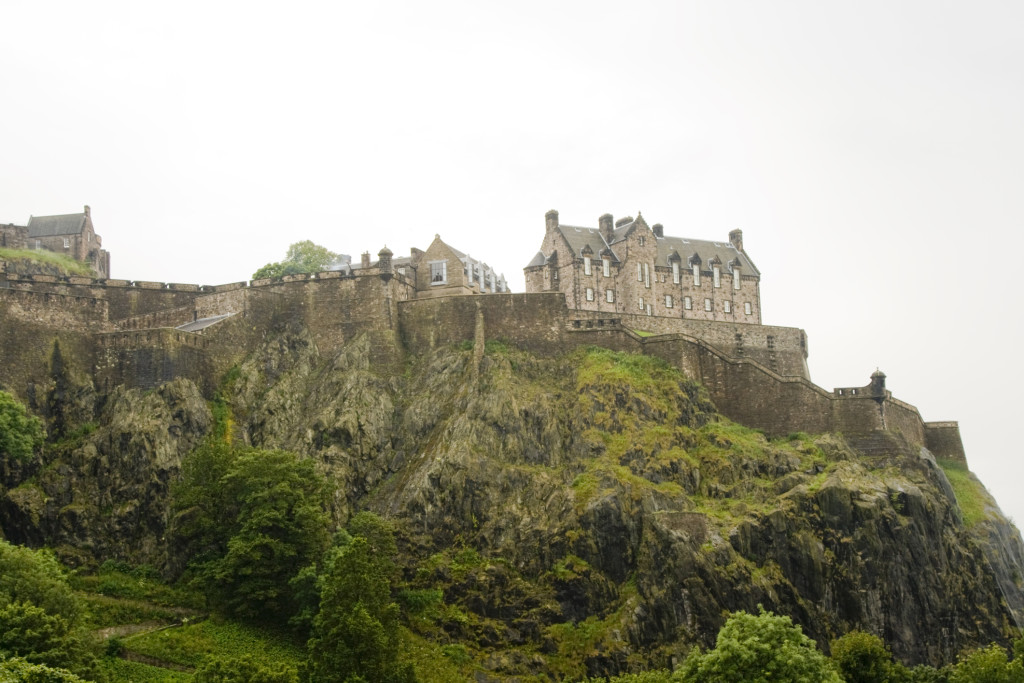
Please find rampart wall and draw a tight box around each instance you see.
[0,270,964,462]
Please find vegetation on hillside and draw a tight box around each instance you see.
[2,340,1022,680]
[0,246,94,276]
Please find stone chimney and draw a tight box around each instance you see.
[615,216,633,228]
[729,229,743,252]
[545,209,559,234]
[599,213,614,244]
[652,223,664,238]
[361,252,371,269]
[84,205,91,217]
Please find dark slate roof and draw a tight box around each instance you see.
[551,220,759,277]
[658,236,759,276]
[555,225,621,262]
[26,212,86,237]
[526,251,546,268]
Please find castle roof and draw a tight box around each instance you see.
[26,212,88,238]
[549,222,759,276]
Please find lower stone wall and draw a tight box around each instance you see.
[95,329,212,394]
[925,422,967,463]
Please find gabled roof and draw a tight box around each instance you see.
[26,212,87,237]
[657,236,758,276]
[553,225,621,262]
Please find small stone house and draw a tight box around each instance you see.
[354,234,507,298]
[17,205,110,277]
[524,210,761,323]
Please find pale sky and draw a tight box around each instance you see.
[3,1,1023,527]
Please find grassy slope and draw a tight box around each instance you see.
[0,247,94,276]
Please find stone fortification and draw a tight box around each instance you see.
[0,267,964,463]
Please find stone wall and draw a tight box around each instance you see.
[95,329,212,394]
[925,422,967,463]
[0,224,28,250]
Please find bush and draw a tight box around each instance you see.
[0,390,44,461]
[677,607,841,682]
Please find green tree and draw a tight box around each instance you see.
[193,655,298,682]
[0,656,88,682]
[303,516,415,683]
[173,446,331,624]
[831,630,908,682]
[0,390,44,462]
[252,241,340,280]
[949,644,1024,683]
[677,607,841,683]
[0,542,94,678]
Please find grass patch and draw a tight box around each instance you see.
[72,564,203,609]
[0,247,94,276]
[123,619,304,670]
[937,459,992,527]
[95,657,192,682]
[633,329,656,337]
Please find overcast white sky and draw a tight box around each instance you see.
[3,1,1023,527]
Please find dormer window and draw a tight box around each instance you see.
[672,260,680,284]
[692,263,700,287]
[584,256,592,275]
[712,265,721,288]
[733,265,741,290]
[602,258,610,277]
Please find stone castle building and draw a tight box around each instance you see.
[348,234,507,297]
[525,210,760,324]
[0,205,110,278]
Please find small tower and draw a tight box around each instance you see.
[870,369,887,399]
[378,246,393,281]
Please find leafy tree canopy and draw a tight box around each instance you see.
[252,241,340,280]
[303,514,416,683]
[677,607,841,683]
[831,630,908,683]
[0,390,44,462]
[0,541,79,623]
[172,444,331,624]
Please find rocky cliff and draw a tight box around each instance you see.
[1,326,1022,677]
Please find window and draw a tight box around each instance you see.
[586,287,594,301]
[644,263,650,288]
[63,237,70,248]
[584,256,592,275]
[553,269,559,280]
[639,236,645,246]
[665,295,673,308]
[733,266,741,290]
[646,304,652,315]
[684,296,692,310]
[34,239,41,249]
[713,265,721,288]
[638,297,644,310]
[602,258,610,277]
[672,261,680,283]
[704,298,712,312]
[744,302,752,315]
[637,263,643,281]
[692,263,700,286]
[724,300,732,313]
[606,289,614,303]
[429,261,447,284]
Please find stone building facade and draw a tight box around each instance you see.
[525,210,760,325]
[353,234,508,298]
[2,206,110,277]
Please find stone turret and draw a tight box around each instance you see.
[378,246,393,281]
[870,369,887,398]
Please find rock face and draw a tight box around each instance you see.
[2,328,1022,674]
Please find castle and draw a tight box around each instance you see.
[526,210,760,324]
[0,206,110,278]
[0,208,966,465]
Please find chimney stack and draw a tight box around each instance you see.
[599,213,614,244]
[84,205,91,217]
[652,223,664,238]
[729,229,744,252]
[545,209,559,234]
[361,252,371,269]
